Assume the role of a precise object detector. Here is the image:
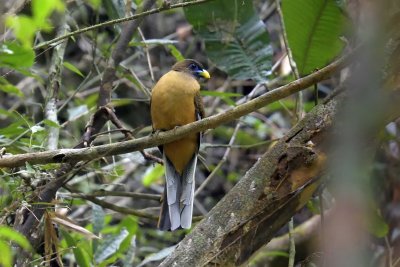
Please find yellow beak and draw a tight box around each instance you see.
[199,70,211,79]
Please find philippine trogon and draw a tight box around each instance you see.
[150,59,210,231]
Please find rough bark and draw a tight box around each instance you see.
[159,88,400,266]
[159,92,339,266]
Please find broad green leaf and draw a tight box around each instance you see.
[137,245,176,267]
[5,16,37,48]
[63,62,84,77]
[94,228,129,263]
[62,230,92,267]
[142,164,164,187]
[282,0,346,75]
[0,240,12,267]
[185,0,272,82]
[0,42,35,68]
[32,0,64,28]
[122,236,136,267]
[0,226,32,251]
[0,121,27,137]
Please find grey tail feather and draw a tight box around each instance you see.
[157,183,171,231]
[180,153,197,229]
[158,153,198,231]
[163,153,182,231]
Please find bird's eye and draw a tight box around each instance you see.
[189,63,197,70]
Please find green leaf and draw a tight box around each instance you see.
[0,240,12,267]
[63,62,84,77]
[0,120,27,137]
[121,236,136,267]
[367,209,389,238]
[0,77,24,97]
[62,230,92,267]
[282,0,346,75]
[142,164,164,187]
[94,228,129,263]
[0,226,32,251]
[92,204,105,236]
[43,119,60,128]
[5,16,37,48]
[137,245,175,267]
[0,42,35,68]
[32,0,64,28]
[185,0,272,82]
[167,44,185,61]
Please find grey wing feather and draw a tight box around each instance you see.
[180,153,197,229]
[163,153,182,231]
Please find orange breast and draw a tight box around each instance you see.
[150,71,200,174]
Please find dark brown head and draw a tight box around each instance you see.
[171,59,210,80]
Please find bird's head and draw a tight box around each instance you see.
[172,59,210,80]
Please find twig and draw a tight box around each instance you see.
[33,0,216,50]
[0,52,353,168]
[62,191,161,201]
[195,122,241,197]
[73,193,158,220]
[202,139,278,149]
[288,218,295,267]
[138,27,155,82]
[275,0,303,119]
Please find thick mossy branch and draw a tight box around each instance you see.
[159,88,400,266]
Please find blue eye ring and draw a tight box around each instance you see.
[189,63,197,70]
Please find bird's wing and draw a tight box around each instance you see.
[194,90,205,149]
[164,153,182,231]
[194,91,205,119]
[180,152,197,229]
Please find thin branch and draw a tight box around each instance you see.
[195,122,241,197]
[288,218,295,267]
[0,52,352,168]
[33,0,216,50]
[62,191,161,201]
[275,0,303,119]
[76,194,158,220]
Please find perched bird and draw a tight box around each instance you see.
[150,59,210,231]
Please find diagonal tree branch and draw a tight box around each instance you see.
[158,87,400,267]
[0,52,352,168]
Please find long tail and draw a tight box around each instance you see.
[157,153,197,231]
